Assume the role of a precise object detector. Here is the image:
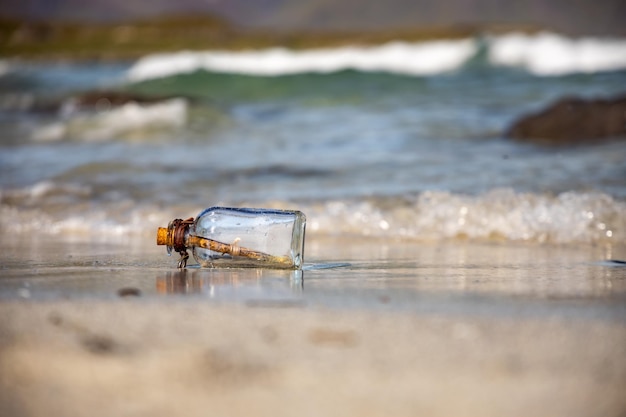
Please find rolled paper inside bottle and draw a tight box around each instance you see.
[157,227,291,265]
[187,235,293,266]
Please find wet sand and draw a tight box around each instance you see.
[1,236,626,416]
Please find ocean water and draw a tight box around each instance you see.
[1,32,625,246]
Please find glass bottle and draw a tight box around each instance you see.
[157,207,306,269]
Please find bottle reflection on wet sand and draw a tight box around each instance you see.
[155,269,303,296]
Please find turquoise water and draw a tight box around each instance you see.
[1,33,625,244]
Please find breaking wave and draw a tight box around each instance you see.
[127,39,477,80]
[1,188,624,245]
[126,32,626,82]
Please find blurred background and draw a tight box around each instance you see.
[0,0,625,245]
[2,0,626,35]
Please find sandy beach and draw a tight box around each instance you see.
[1,236,625,417]
[2,1,626,415]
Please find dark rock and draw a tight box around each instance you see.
[507,95,626,145]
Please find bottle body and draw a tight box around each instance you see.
[190,207,305,269]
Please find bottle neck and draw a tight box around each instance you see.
[157,218,194,254]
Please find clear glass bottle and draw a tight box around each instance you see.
[157,207,306,269]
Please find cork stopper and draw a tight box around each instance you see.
[156,227,170,246]
[156,218,193,254]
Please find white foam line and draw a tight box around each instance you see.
[488,32,626,75]
[126,32,626,81]
[126,39,477,82]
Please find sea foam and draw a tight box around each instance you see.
[488,32,626,75]
[2,189,624,245]
[125,33,626,82]
[305,190,626,244]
